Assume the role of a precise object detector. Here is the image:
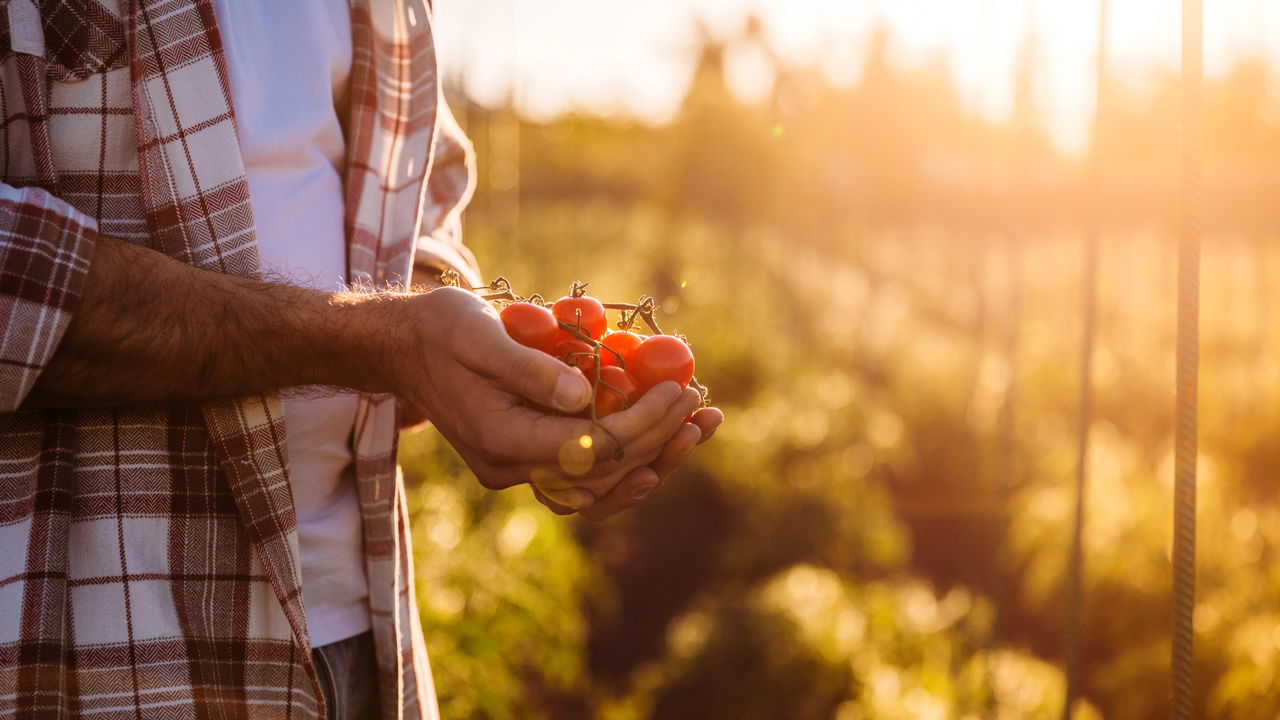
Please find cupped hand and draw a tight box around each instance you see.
[389,286,701,505]
[532,405,724,520]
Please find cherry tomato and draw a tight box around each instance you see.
[600,330,644,368]
[552,295,608,342]
[631,335,695,391]
[500,302,558,354]
[554,338,598,377]
[595,366,640,418]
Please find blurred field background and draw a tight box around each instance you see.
[400,1,1280,718]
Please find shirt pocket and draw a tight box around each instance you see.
[3,0,129,81]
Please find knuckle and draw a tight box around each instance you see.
[433,285,475,308]
[505,350,544,390]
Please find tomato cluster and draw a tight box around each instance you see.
[497,286,700,420]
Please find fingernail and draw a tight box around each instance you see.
[552,372,589,411]
[631,484,657,500]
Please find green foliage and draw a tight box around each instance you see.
[402,26,1280,720]
[402,431,593,718]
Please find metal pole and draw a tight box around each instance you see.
[1171,0,1202,716]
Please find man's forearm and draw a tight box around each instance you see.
[27,236,403,408]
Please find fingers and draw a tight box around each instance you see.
[590,384,701,467]
[446,343,699,482]
[580,407,721,519]
[534,484,596,512]
[527,407,717,521]
[489,383,691,471]
[578,466,661,521]
[531,485,581,515]
[455,308,592,413]
[577,422,702,521]
[532,481,591,509]
[533,420,705,521]
[518,444,661,496]
[688,407,724,445]
[647,422,702,479]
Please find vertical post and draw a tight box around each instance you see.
[1172,0,1202,717]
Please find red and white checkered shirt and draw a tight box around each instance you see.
[0,1,477,718]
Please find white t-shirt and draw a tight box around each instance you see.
[211,0,369,647]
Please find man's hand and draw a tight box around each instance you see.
[27,237,713,516]
[402,265,724,519]
[532,405,723,520]
[386,286,703,511]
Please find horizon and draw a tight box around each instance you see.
[436,0,1277,155]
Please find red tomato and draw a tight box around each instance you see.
[552,296,608,342]
[500,302,558,354]
[595,366,640,417]
[554,338,598,377]
[600,331,644,368]
[631,335,695,391]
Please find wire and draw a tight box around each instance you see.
[1171,0,1202,717]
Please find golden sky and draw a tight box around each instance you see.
[435,0,1276,153]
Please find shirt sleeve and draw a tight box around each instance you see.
[0,183,97,412]
[414,98,482,287]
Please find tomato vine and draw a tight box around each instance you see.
[441,270,710,461]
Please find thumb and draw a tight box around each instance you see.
[464,321,592,412]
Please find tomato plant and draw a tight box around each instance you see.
[450,273,709,454]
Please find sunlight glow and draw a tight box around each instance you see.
[437,0,1276,153]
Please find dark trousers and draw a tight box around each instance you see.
[311,631,381,720]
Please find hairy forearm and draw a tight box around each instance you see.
[27,236,406,408]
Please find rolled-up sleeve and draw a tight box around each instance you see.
[415,99,482,287]
[0,184,97,411]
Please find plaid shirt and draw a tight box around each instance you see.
[0,1,477,718]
